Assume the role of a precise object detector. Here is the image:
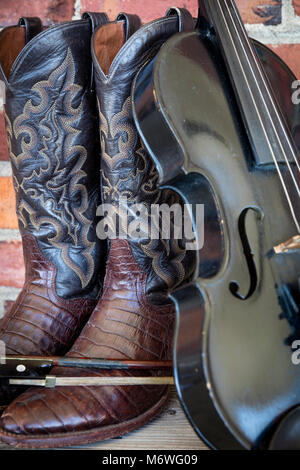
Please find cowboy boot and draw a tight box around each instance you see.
[0,13,109,408]
[0,9,196,448]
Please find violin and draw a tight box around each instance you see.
[132,0,300,450]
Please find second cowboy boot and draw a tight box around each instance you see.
[0,13,109,407]
[0,9,196,448]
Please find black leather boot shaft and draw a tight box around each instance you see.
[0,15,108,299]
[91,9,196,304]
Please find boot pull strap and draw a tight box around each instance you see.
[116,13,142,40]
[0,17,42,86]
[82,12,109,92]
[166,7,195,32]
[82,12,109,33]
[18,17,42,43]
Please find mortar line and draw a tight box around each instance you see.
[282,0,293,28]
[0,229,21,241]
[72,0,82,20]
[0,161,12,177]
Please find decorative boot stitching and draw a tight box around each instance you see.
[98,96,187,291]
[5,49,95,289]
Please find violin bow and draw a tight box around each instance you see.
[9,376,175,388]
[0,355,174,388]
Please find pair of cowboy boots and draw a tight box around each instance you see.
[0,9,195,447]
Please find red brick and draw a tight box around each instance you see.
[80,0,196,23]
[0,241,24,288]
[293,0,300,16]
[0,0,75,26]
[237,0,281,25]
[269,44,300,79]
[80,0,281,24]
[0,111,9,161]
[0,177,18,229]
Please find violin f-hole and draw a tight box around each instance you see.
[229,207,262,301]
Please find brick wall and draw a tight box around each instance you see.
[0,0,299,317]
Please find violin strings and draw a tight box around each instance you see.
[226,0,300,219]
[224,0,300,181]
[215,0,300,232]
[219,0,300,231]
[230,0,300,175]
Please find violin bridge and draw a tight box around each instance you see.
[273,235,300,254]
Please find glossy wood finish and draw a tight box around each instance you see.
[132,30,300,449]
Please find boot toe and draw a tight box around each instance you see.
[0,382,115,437]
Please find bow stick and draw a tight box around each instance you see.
[0,355,173,387]
[9,376,174,388]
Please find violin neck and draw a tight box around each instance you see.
[201,0,297,167]
[200,0,300,233]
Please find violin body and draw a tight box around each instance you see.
[132,29,300,449]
